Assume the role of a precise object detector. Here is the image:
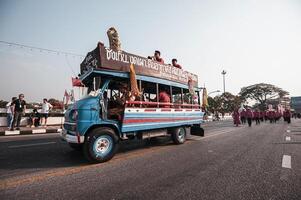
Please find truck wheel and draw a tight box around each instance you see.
[171,127,186,144]
[68,143,83,151]
[83,127,119,163]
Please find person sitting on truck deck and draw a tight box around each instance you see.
[171,58,182,69]
[159,89,170,108]
[154,50,164,64]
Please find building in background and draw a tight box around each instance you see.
[291,96,301,113]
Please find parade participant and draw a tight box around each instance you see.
[154,50,164,64]
[10,94,26,131]
[254,110,260,125]
[268,110,276,123]
[171,58,182,69]
[246,108,253,127]
[259,111,264,122]
[6,97,17,128]
[41,98,53,127]
[283,109,291,124]
[264,111,268,122]
[240,109,246,124]
[232,109,241,127]
[283,109,292,124]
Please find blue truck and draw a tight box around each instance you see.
[61,42,204,163]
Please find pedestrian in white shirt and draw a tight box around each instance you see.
[6,97,17,128]
[40,98,53,127]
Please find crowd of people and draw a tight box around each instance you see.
[232,108,292,127]
[6,94,53,130]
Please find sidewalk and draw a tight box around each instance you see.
[0,126,62,136]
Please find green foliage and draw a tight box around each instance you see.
[207,92,242,114]
[239,83,289,110]
[0,100,8,108]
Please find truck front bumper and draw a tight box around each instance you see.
[60,129,85,144]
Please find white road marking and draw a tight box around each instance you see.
[282,155,291,169]
[8,142,56,148]
[286,130,291,133]
[32,129,46,134]
[5,130,20,135]
[285,136,291,141]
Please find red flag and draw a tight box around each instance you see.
[72,77,83,87]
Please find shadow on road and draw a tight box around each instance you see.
[0,136,174,178]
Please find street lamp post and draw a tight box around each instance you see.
[221,70,227,94]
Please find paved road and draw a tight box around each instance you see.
[1,119,301,199]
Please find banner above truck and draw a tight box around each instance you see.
[80,42,198,87]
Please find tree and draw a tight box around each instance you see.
[239,83,289,110]
[48,98,63,109]
[207,92,242,114]
[207,96,221,114]
[219,92,243,113]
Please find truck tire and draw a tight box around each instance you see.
[171,127,186,144]
[83,127,119,163]
[68,143,83,151]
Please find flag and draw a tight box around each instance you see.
[202,88,208,108]
[64,90,70,105]
[72,77,83,87]
[129,63,141,98]
[188,78,196,96]
[70,89,75,102]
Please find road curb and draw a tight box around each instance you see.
[0,128,62,136]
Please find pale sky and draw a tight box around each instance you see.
[0,0,301,102]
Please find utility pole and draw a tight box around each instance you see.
[221,70,226,94]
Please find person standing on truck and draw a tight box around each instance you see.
[154,50,164,64]
[172,58,182,69]
[40,98,53,127]
[10,94,26,131]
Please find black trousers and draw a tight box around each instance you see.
[247,118,252,127]
[11,111,23,129]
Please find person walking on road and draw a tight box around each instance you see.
[10,94,26,131]
[232,109,241,127]
[283,109,291,124]
[240,109,246,124]
[6,97,17,128]
[254,110,260,125]
[246,108,253,127]
[40,98,53,127]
